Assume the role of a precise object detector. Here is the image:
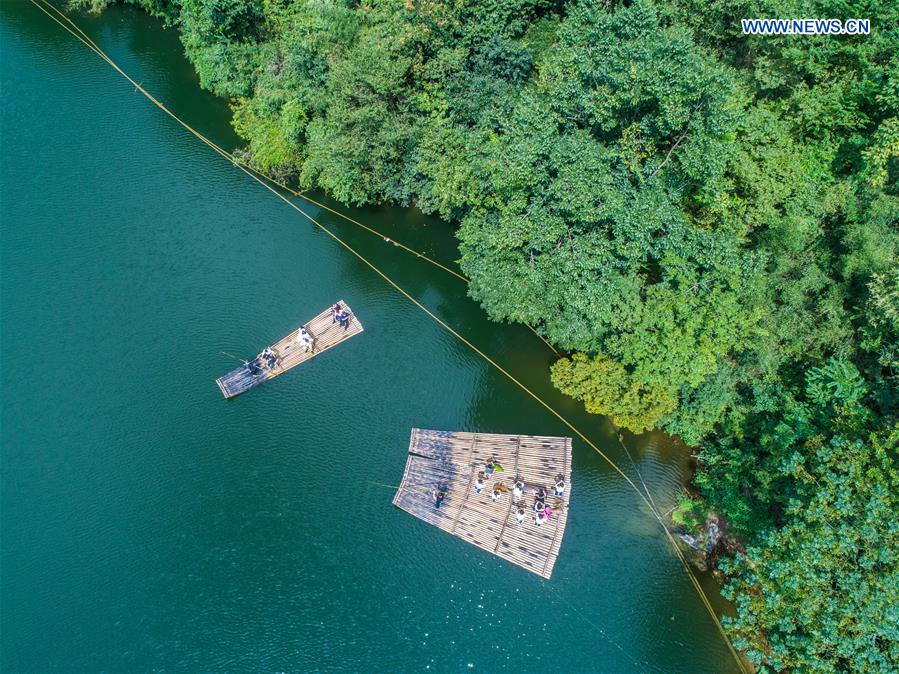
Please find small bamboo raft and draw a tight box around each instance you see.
[216,301,363,398]
[393,428,572,579]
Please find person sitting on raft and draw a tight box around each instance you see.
[474,476,485,494]
[296,325,315,353]
[544,504,553,520]
[516,508,526,524]
[491,488,502,503]
[261,347,277,369]
[554,479,565,497]
[244,358,262,376]
[432,490,445,509]
[512,481,524,498]
[533,500,546,514]
[330,303,342,324]
[535,487,547,502]
[535,511,547,527]
[484,456,504,476]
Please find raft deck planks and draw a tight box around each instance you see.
[392,428,572,579]
[216,301,363,398]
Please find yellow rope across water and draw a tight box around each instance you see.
[30,2,744,669]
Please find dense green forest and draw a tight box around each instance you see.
[76,0,898,670]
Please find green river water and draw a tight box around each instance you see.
[1,2,739,671]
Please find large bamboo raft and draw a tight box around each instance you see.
[216,301,363,398]
[393,428,572,579]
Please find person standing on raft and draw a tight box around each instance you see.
[340,309,353,330]
[335,307,353,331]
[296,325,315,353]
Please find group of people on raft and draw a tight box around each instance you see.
[242,302,354,377]
[330,302,353,331]
[464,457,565,527]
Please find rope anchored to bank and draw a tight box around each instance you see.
[28,2,744,669]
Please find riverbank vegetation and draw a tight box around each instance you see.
[74,0,898,669]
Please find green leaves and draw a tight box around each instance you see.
[722,423,899,672]
[862,118,899,188]
[550,353,676,433]
[539,0,736,188]
[300,19,416,204]
[697,360,898,670]
[805,358,868,409]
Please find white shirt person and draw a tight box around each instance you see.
[296,325,315,353]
